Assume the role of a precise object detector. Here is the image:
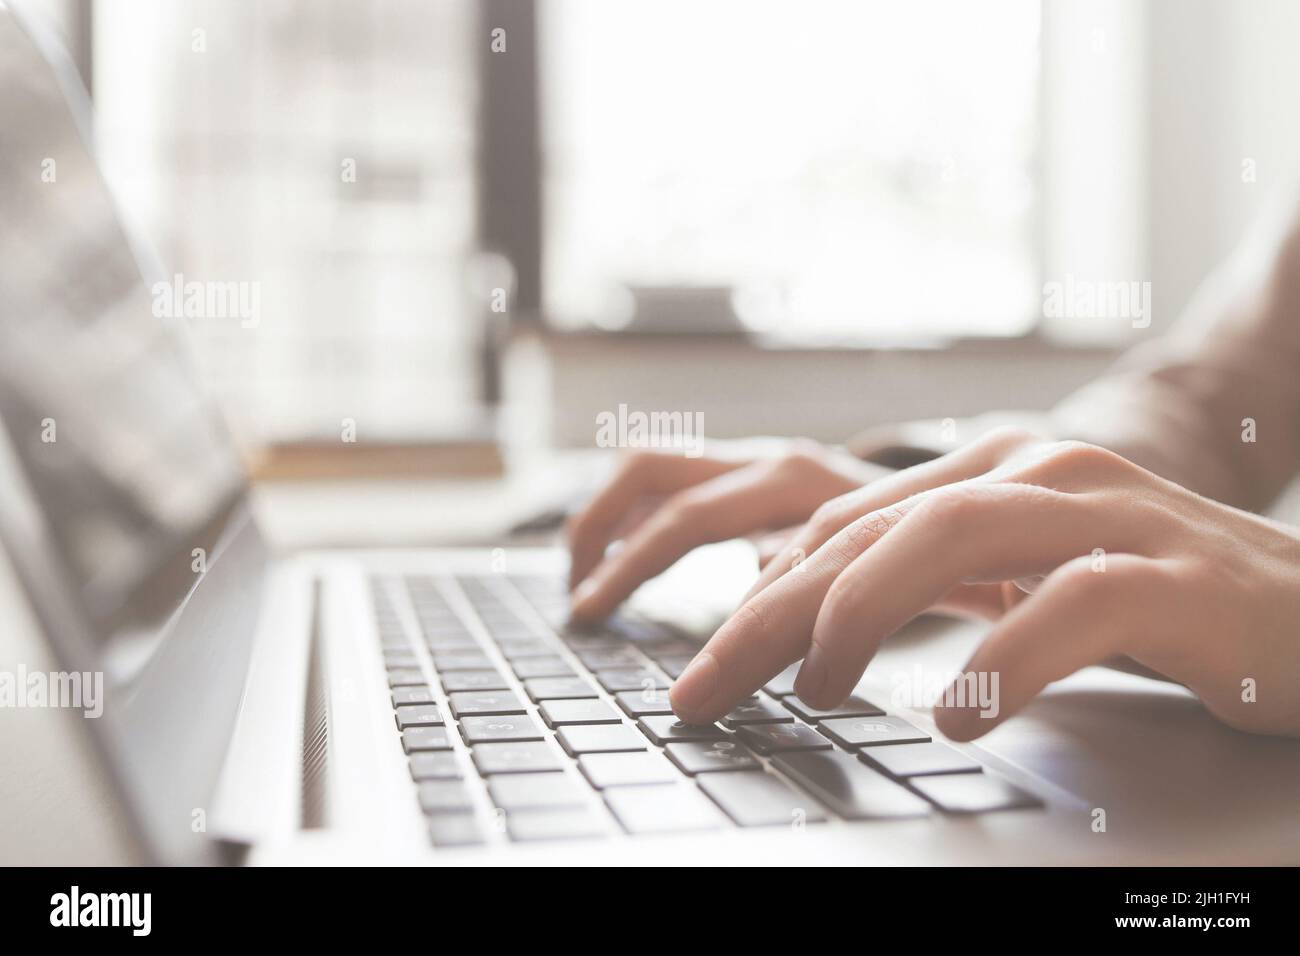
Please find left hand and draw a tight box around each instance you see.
[566,441,890,623]
[669,430,1300,741]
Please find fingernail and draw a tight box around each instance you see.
[794,647,828,704]
[670,651,719,719]
[567,579,600,622]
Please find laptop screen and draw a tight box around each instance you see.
[0,8,268,863]
[0,10,246,646]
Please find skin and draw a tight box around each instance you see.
[567,428,1300,741]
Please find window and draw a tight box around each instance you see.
[91,0,481,443]
[542,0,1042,342]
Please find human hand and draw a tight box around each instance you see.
[669,428,1300,741]
[566,441,891,624]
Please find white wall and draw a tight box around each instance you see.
[1147,0,1300,329]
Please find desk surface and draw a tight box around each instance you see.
[249,449,604,552]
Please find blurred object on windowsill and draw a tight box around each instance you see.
[605,284,746,337]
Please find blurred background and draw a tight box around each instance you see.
[18,0,1300,476]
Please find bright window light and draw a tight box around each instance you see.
[543,0,1042,342]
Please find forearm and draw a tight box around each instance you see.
[849,205,1300,512]
[1051,217,1300,512]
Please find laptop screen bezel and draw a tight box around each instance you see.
[0,2,270,866]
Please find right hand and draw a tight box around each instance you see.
[566,441,891,623]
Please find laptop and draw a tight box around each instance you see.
[2,5,1299,867]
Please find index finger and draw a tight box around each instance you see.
[567,453,739,589]
[569,463,795,623]
[668,504,898,722]
[742,426,1039,603]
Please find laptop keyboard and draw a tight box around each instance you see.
[369,573,1042,847]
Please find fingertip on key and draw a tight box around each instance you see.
[566,578,601,621]
[669,650,720,722]
[792,646,830,707]
[932,701,983,742]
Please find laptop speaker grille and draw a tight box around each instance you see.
[300,581,329,828]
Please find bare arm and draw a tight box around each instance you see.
[847,202,1300,513]
[1052,206,1300,512]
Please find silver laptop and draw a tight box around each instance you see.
[2,6,1298,867]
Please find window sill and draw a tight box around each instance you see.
[504,326,1123,449]
[513,325,1123,360]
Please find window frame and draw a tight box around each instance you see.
[489,0,1148,352]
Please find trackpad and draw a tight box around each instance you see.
[869,615,1300,859]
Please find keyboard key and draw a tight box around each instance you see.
[511,656,577,679]
[388,668,426,688]
[432,651,495,672]
[524,677,597,701]
[666,740,759,774]
[417,781,474,814]
[497,639,555,660]
[409,752,462,781]
[477,608,525,626]
[421,620,471,636]
[378,632,409,650]
[783,694,885,722]
[605,785,724,833]
[509,573,566,596]
[698,771,828,828]
[448,690,527,717]
[654,656,694,679]
[483,624,538,644]
[472,741,563,775]
[420,622,472,639]
[557,723,647,756]
[383,649,419,668]
[637,716,727,745]
[614,688,674,718]
[392,686,435,706]
[858,742,982,778]
[439,670,508,692]
[736,722,832,755]
[596,668,670,693]
[476,604,522,620]
[909,773,1043,814]
[577,648,643,670]
[413,605,458,622]
[533,606,570,630]
[763,662,801,697]
[488,772,586,810]
[722,697,794,727]
[402,726,453,753]
[427,813,483,848]
[506,808,606,842]
[419,616,468,631]
[579,752,678,789]
[605,616,675,645]
[415,603,464,620]
[818,716,930,748]
[642,640,702,661]
[459,714,545,743]
[559,630,624,651]
[772,750,930,820]
[424,634,479,652]
[539,698,621,727]
[394,705,445,729]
